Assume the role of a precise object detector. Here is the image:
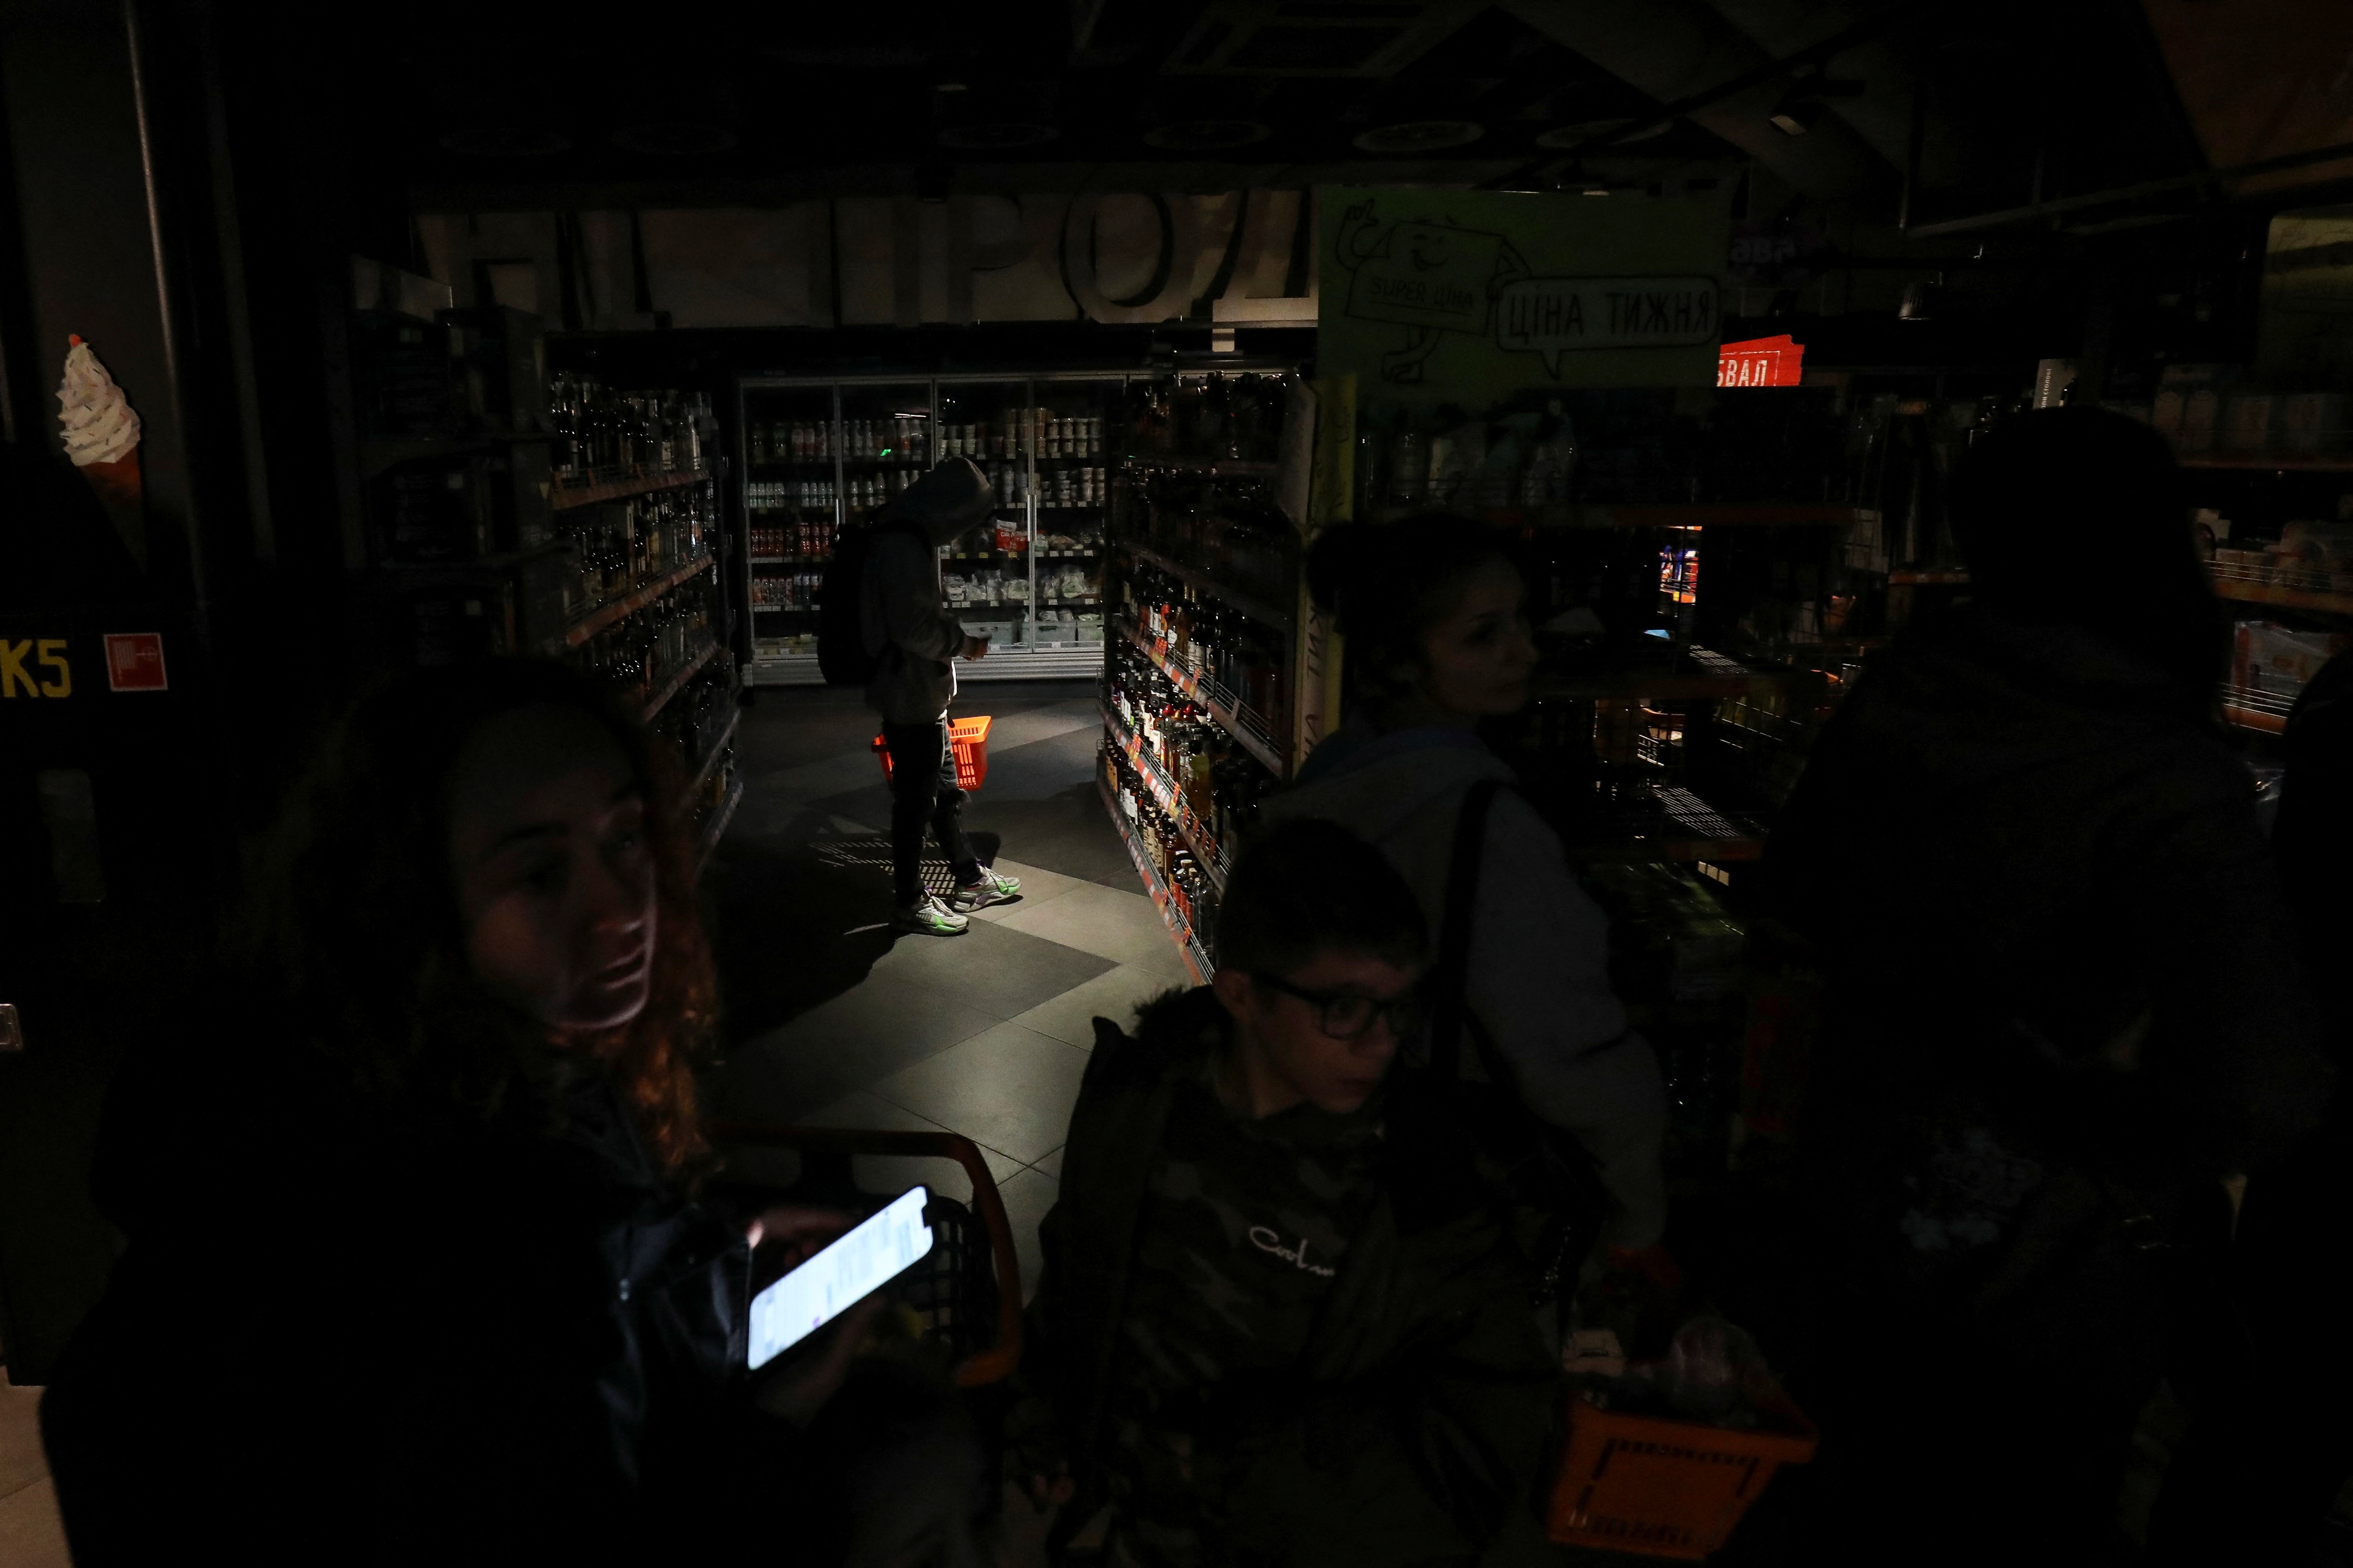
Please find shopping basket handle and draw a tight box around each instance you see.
[710,1122,1025,1387]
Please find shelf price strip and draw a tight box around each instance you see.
[1100,702,1227,893]
[1098,773,1213,985]
[1119,617,1287,778]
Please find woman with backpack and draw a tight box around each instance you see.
[1262,517,1670,1260]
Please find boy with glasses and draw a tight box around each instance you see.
[1022,819,1560,1568]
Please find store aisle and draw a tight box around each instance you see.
[701,680,1183,1300]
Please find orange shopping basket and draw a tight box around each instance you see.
[1546,1384,1818,1560]
[874,715,993,791]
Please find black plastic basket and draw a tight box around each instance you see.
[713,1124,1024,1387]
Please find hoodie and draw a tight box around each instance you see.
[860,457,996,725]
[1264,721,1670,1249]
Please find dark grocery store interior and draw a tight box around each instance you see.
[5,1,2353,1563]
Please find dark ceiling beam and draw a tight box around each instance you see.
[1500,0,1903,202]
[405,160,1529,213]
[1907,136,2353,238]
[1694,0,1976,190]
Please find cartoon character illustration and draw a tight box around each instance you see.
[1334,199,1531,383]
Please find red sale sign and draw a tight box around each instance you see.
[1718,334,1805,388]
[103,633,167,691]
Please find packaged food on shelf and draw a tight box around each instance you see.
[2234,620,2351,700]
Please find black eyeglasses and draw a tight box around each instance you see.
[1253,974,1427,1041]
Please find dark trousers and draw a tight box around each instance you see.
[882,718,979,907]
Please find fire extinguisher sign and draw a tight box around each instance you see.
[103,633,167,692]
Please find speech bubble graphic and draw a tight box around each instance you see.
[1343,223,1509,334]
[1495,275,1720,378]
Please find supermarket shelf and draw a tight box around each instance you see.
[1479,503,1877,531]
[2211,576,2353,617]
[1566,785,1767,865]
[1888,569,1971,585]
[1098,773,1214,985]
[2223,702,2290,735]
[959,647,1105,680]
[1118,456,1280,478]
[750,653,825,687]
[696,776,744,876]
[641,639,718,724]
[565,556,714,647]
[1124,544,1295,634]
[752,604,819,615]
[355,430,542,482]
[685,703,743,802]
[552,465,712,511]
[748,645,1102,684]
[1530,668,1788,702]
[1101,701,1229,893]
[370,539,571,580]
[1119,618,1289,776]
[2180,452,2353,472]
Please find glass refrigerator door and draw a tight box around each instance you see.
[1028,376,1117,650]
[934,379,1033,649]
[837,381,934,524]
[741,383,839,664]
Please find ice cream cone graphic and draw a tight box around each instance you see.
[58,334,141,506]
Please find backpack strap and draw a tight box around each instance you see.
[1428,777,1507,1083]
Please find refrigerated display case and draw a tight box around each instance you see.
[740,382,842,672]
[739,372,1123,684]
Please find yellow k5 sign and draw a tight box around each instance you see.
[0,639,71,698]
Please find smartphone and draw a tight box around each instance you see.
[747,1185,933,1371]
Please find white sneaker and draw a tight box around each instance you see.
[892,895,970,936]
[948,868,1022,913]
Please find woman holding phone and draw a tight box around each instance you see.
[41,661,976,1564]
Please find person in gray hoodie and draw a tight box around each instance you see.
[1262,516,1670,1254]
[860,456,1022,935]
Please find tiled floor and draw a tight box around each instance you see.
[704,682,1190,1304]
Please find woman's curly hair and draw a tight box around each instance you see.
[237,659,717,1176]
[1305,513,1518,712]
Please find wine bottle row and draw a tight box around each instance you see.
[1105,744,1221,958]
[573,571,718,707]
[550,376,711,482]
[557,485,715,624]
[1120,469,1298,612]
[1120,565,1290,740]
[1104,642,1279,856]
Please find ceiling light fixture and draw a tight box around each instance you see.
[437,127,571,158]
[936,121,1058,151]
[1768,74,1865,137]
[609,123,737,157]
[1351,119,1484,154]
[1533,119,1631,150]
[1141,119,1273,152]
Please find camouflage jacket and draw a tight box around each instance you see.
[1027,987,1562,1568]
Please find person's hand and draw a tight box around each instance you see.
[752,1296,884,1427]
[1024,1466,1076,1512]
[962,634,991,661]
[745,1204,854,1263]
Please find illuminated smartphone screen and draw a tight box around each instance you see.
[747,1185,933,1371]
